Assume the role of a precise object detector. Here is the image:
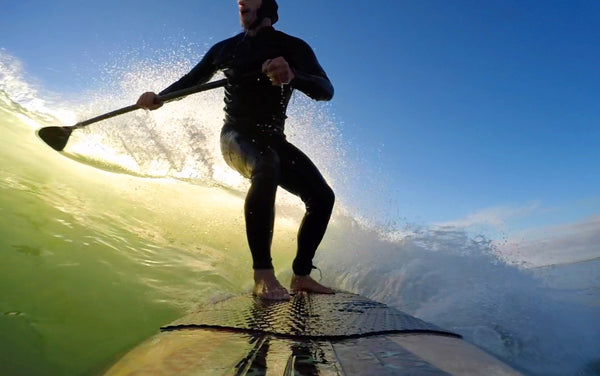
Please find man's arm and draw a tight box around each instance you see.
[288,38,334,101]
[159,47,219,96]
[137,44,220,110]
[291,68,334,101]
[261,34,333,101]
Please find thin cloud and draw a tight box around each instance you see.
[497,214,600,267]
[436,202,541,229]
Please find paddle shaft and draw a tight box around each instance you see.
[72,77,228,129]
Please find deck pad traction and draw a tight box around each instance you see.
[161,292,459,339]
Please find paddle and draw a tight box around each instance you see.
[37,77,229,152]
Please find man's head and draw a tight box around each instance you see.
[238,0,278,31]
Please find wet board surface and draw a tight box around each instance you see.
[103,292,522,376]
[161,291,458,339]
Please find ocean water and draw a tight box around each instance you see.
[1,51,599,376]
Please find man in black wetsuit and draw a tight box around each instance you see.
[137,0,334,300]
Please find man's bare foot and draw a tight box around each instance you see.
[253,269,291,300]
[290,274,335,294]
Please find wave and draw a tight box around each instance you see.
[2,48,600,376]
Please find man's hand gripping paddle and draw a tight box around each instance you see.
[37,77,230,152]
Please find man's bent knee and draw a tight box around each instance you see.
[305,184,335,216]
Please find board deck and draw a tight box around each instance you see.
[161,291,457,339]
[102,292,522,376]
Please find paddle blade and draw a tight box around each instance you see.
[37,126,73,151]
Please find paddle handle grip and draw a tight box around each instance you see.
[72,77,229,129]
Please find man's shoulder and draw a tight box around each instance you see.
[203,32,245,59]
[213,32,245,48]
[272,29,311,49]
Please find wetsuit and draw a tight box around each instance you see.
[159,27,334,276]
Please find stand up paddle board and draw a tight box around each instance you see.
[102,292,522,375]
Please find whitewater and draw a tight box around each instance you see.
[1,50,599,375]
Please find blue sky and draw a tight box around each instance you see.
[2,1,600,251]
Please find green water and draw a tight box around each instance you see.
[0,97,303,375]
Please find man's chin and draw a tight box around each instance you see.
[240,15,253,27]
